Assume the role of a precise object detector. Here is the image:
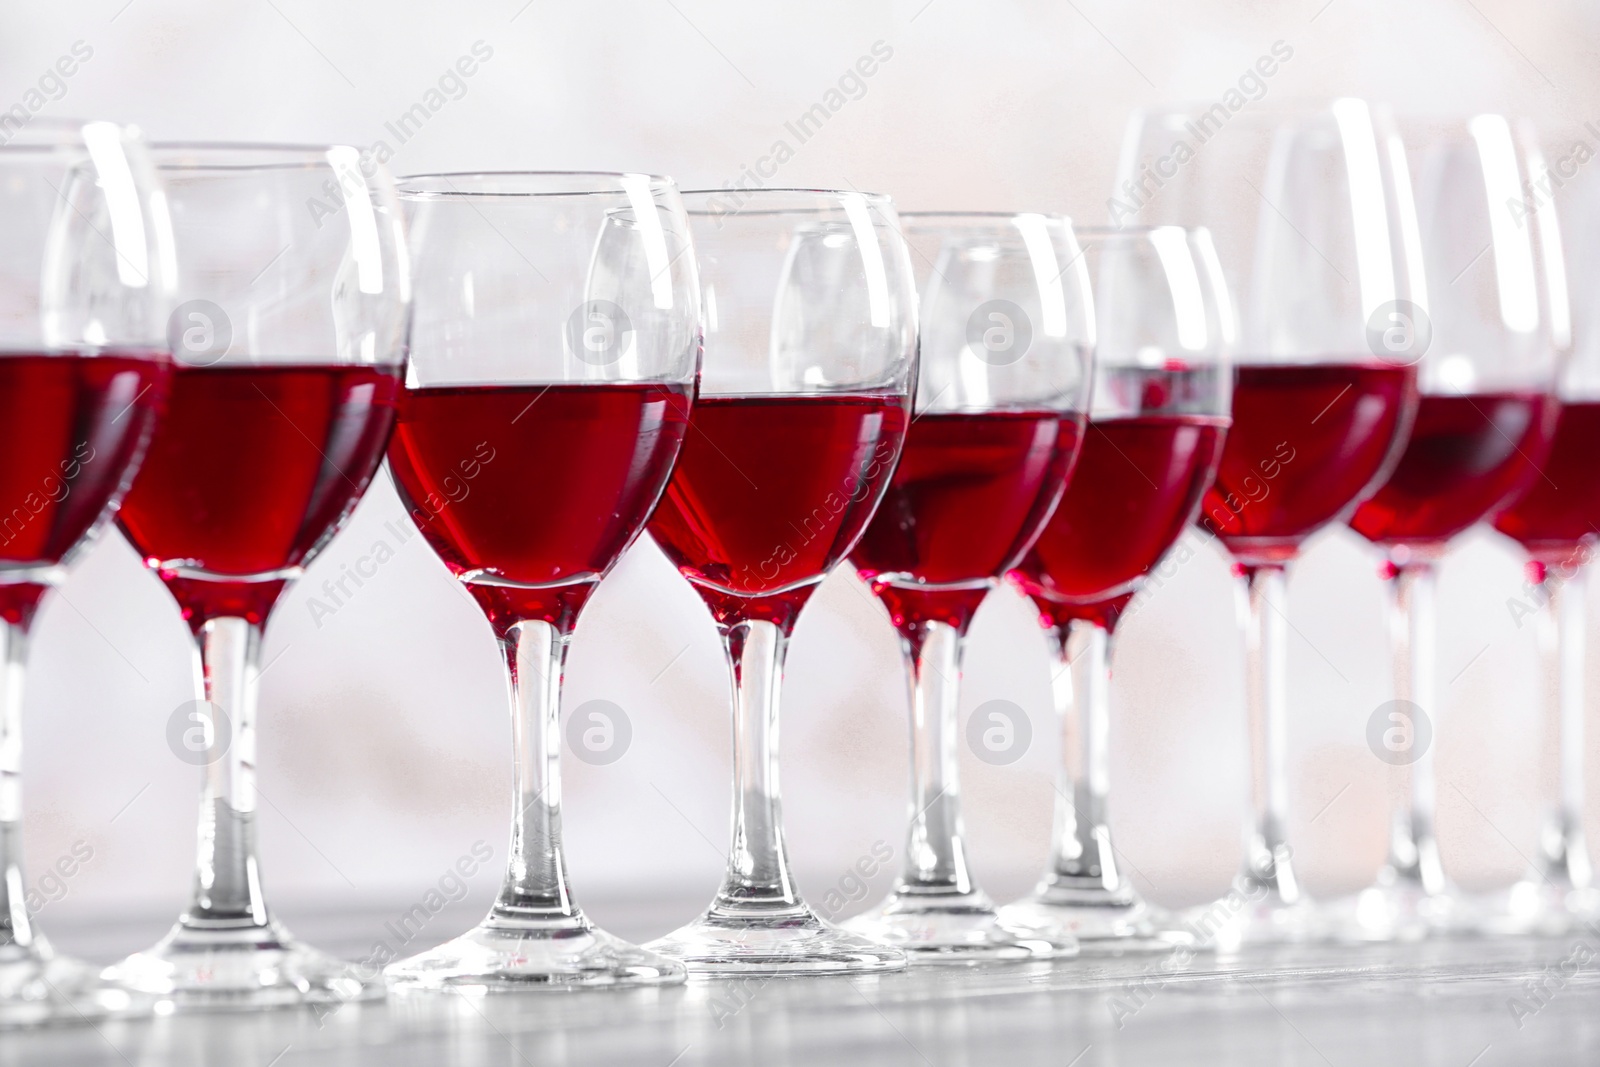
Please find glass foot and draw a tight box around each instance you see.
[385,911,685,991]
[102,918,382,1010]
[1326,881,1479,942]
[844,889,1078,962]
[1477,879,1600,938]
[1182,885,1323,952]
[998,889,1195,955]
[0,939,142,1028]
[645,901,907,976]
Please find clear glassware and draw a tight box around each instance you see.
[380,172,700,991]
[1484,137,1600,937]
[1117,101,1423,948]
[998,226,1233,953]
[643,189,917,975]
[1336,116,1566,941]
[839,212,1093,962]
[0,119,172,1026]
[102,144,410,1008]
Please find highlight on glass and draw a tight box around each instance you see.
[1337,115,1566,941]
[1118,100,1423,947]
[999,225,1232,953]
[0,119,172,1025]
[382,172,700,990]
[644,189,917,975]
[103,143,410,1008]
[841,211,1093,961]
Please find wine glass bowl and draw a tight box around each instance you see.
[643,189,917,976]
[381,172,698,991]
[103,143,409,1008]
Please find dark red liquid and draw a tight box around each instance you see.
[388,382,690,632]
[1348,392,1553,551]
[851,410,1084,635]
[1012,414,1228,631]
[117,363,401,629]
[0,351,169,625]
[1494,401,1600,566]
[1201,362,1416,563]
[648,393,908,629]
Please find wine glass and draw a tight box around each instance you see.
[381,173,699,990]
[103,144,410,1008]
[1338,116,1566,941]
[840,212,1092,961]
[998,226,1233,952]
[0,119,172,1025]
[1485,135,1598,937]
[643,189,917,975]
[1118,100,1422,947]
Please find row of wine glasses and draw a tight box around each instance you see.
[0,98,1593,1027]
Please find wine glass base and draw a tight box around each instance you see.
[1182,888,1323,952]
[0,942,142,1028]
[1325,882,1479,942]
[645,902,907,976]
[385,912,686,992]
[101,918,383,1010]
[997,890,1195,955]
[1476,880,1600,938]
[843,890,1079,962]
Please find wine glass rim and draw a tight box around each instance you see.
[150,141,363,171]
[1074,223,1210,238]
[677,187,893,217]
[0,117,130,153]
[397,170,677,198]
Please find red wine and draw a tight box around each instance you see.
[649,393,908,628]
[1201,362,1416,563]
[1349,392,1554,550]
[388,382,690,631]
[1012,414,1228,631]
[117,363,401,629]
[0,351,170,625]
[852,410,1084,636]
[1494,401,1600,565]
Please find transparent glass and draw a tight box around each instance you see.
[1334,116,1566,940]
[643,189,917,975]
[838,212,1092,961]
[1119,101,1424,947]
[102,143,410,1009]
[1482,134,1600,936]
[998,226,1233,953]
[0,118,172,1026]
[381,172,699,990]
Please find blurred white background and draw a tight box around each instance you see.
[8,0,1600,957]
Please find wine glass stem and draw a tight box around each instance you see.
[1537,567,1590,888]
[1239,563,1301,901]
[1381,560,1444,893]
[493,618,579,920]
[712,617,802,914]
[0,617,33,948]
[1045,618,1121,893]
[898,618,973,895]
[186,615,269,928]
